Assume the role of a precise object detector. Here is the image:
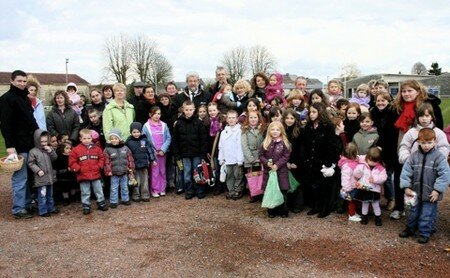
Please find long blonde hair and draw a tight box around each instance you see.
[262,121,291,151]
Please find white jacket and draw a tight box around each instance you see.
[218,124,244,165]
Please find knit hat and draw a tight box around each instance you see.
[109,128,123,141]
[130,122,142,133]
[65,82,78,92]
[91,130,100,143]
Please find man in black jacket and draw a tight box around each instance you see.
[172,72,212,113]
[0,70,39,219]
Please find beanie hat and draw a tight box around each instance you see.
[91,130,100,143]
[130,122,142,133]
[109,128,123,141]
[65,82,78,93]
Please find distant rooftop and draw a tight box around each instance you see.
[0,72,90,85]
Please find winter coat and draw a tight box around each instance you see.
[0,85,39,152]
[400,147,449,202]
[218,124,244,165]
[135,98,158,125]
[125,134,155,169]
[398,123,449,164]
[352,128,379,155]
[69,143,104,182]
[27,129,57,187]
[349,95,370,108]
[102,99,135,141]
[370,105,399,170]
[344,118,360,142]
[259,139,291,190]
[171,86,212,112]
[46,106,80,143]
[33,98,47,131]
[53,152,76,183]
[142,120,172,153]
[338,156,363,192]
[220,92,249,115]
[172,114,207,159]
[353,161,387,193]
[241,127,264,167]
[158,103,176,133]
[103,143,135,176]
[285,125,302,180]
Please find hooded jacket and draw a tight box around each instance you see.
[338,155,365,192]
[27,129,57,187]
[353,160,387,193]
[352,127,379,155]
[0,85,39,152]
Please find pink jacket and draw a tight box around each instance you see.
[338,156,359,192]
[353,161,387,193]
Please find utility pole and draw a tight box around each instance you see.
[65,58,69,84]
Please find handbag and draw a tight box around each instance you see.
[246,167,264,197]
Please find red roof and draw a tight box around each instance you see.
[0,72,90,85]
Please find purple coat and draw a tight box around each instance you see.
[259,140,291,190]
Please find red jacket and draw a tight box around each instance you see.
[69,143,104,182]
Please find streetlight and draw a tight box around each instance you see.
[65,58,69,84]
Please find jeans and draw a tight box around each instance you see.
[406,201,438,238]
[80,179,105,208]
[11,152,32,214]
[182,157,202,196]
[110,174,129,204]
[37,185,56,215]
[383,169,395,200]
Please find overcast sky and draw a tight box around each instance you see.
[1,0,449,85]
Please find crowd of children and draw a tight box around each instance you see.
[17,73,450,245]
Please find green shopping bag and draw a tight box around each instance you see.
[287,171,300,193]
[261,171,285,209]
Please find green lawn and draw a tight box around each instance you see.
[0,133,5,157]
[440,97,450,127]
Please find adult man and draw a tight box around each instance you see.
[172,72,212,112]
[0,70,39,219]
[127,81,145,107]
[209,66,230,95]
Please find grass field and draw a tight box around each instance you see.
[0,134,5,157]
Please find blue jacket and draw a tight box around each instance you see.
[400,147,450,202]
[33,98,47,131]
[125,135,156,169]
[142,121,171,153]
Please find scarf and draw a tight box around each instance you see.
[395,102,415,133]
[29,96,37,109]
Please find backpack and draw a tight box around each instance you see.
[193,159,214,186]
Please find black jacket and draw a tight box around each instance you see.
[135,99,158,125]
[171,86,212,112]
[0,85,39,152]
[172,114,207,158]
[46,106,81,143]
[343,118,360,142]
[425,94,443,129]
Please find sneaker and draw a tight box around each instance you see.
[151,193,160,198]
[348,215,362,222]
[390,210,403,220]
[399,228,415,238]
[417,236,429,244]
[83,208,91,215]
[160,192,166,196]
[176,189,184,195]
[375,216,383,226]
[360,215,368,225]
[110,203,118,209]
[386,200,395,211]
[13,210,33,219]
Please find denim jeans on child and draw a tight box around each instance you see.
[11,152,32,214]
[406,201,438,238]
[37,184,56,215]
[383,169,395,200]
[110,174,129,204]
[80,179,105,208]
[182,157,202,196]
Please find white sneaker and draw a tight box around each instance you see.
[348,215,361,222]
[160,192,166,196]
[151,193,160,198]
[390,210,403,220]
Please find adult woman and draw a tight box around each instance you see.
[135,85,158,124]
[251,72,269,101]
[46,90,80,143]
[102,85,114,104]
[102,83,135,140]
[27,75,46,130]
[390,79,443,220]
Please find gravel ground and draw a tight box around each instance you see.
[0,171,449,277]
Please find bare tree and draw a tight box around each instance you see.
[147,53,174,92]
[411,62,427,75]
[339,63,362,80]
[131,35,158,83]
[104,34,132,84]
[248,45,276,76]
[221,47,248,84]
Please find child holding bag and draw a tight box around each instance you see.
[259,121,291,218]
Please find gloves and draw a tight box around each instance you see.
[321,164,335,177]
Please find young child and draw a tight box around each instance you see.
[264,73,286,105]
[332,117,349,148]
[27,130,59,217]
[268,106,283,123]
[259,121,291,218]
[218,110,245,200]
[336,98,350,120]
[238,98,261,124]
[198,104,209,124]
[172,100,208,199]
[308,89,331,107]
[86,109,106,149]
[216,84,233,113]
[53,142,77,206]
[69,129,108,214]
[374,79,389,94]
[49,134,59,150]
[207,102,225,194]
[353,147,387,226]
[221,79,251,115]
[349,84,370,110]
[286,90,308,125]
[344,103,362,142]
[103,128,135,207]
[66,82,82,116]
[352,112,379,155]
[142,107,172,197]
[398,103,449,164]
[399,128,450,243]
[327,79,344,109]
[126,122,156,202]
[158,92,176,190]
[241,110,265,201]
[338,143,361,222]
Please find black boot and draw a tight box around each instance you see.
[97,201,108,211]
[361,214,368,225]
[375,216,382,226]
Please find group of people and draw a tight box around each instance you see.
[1,67,449,245]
